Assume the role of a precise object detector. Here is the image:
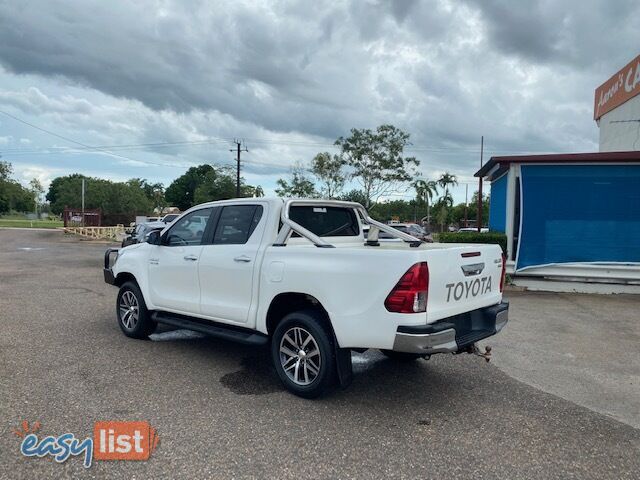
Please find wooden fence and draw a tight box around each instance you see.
[64,225,132,241]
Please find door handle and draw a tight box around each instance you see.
[183,254,198,261]
[234,255,252,263]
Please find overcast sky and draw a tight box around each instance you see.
[0,0,637,203]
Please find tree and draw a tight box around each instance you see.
[29,178,44,216]
[0,161,33,214]
[244,185,265,198]
[335,124,419,209]
[436,172,458,199]
[165,165,214,211]
[275,164,317,198]
[311,152,346,199]
[413,179,438,224]
[339,189,368,206]
[0,160,11,181]
[128,178,166,214]
[435,172,458,231]
[46,174,152,217]
[193,165,261,204]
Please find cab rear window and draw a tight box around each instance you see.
[289,206,360,237]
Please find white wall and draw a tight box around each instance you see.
[598,94,640,151]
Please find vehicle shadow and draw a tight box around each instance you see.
[151,325,489,412]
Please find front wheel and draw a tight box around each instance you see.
[271,310,336,398]
[116,281,157,339]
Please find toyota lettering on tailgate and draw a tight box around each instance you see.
[445,277,492,302]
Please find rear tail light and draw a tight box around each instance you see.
[384,262,429,313]
[499,253,506,292]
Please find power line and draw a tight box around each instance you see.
[0,109,185,168]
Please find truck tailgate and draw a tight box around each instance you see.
[423,243,504,323]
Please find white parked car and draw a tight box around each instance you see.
[104,198,508,397]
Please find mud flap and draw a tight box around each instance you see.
[335,347,353,388]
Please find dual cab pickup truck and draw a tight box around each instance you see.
[104,198,508,398]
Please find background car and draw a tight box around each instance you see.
[121,221,166,247]
[389,223,433,242]
[363,223,434,243]
[161,213,180,223]
[458,227,489,233]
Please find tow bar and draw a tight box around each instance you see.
[468,343,492,362]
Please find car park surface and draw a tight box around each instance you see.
[0,229,638,479]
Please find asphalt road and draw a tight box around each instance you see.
[1,229,638,479]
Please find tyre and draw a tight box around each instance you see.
[380,350,427,362]
[116,281,157,339]
[271,310,336,398]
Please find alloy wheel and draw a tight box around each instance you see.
[119,290,139,330]
[279,327,322,386]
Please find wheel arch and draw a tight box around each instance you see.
[265,292,332,337]
[265,292,353,389]
[114,271,138,287]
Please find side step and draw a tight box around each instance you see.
[151,312,269,347]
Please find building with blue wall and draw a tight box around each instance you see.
[476,152,640,285]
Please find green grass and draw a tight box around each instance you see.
[0,218,63,229]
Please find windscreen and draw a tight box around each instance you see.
[289,206,360,237]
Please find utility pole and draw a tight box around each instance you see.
[477,136,483,232]
[230,139,248,198]
[81,177,85,227]
[464,183,468,228]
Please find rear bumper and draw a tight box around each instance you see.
[392,301,509,354]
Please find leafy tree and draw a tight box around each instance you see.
[0,160,11,181]
[193,165,261,204]
[339,189,368,206]
[275,164,317,198]
[46,174,152,216]
[29,178,44,215]
[165,165,214,211]
[0,161,33,214]
[311,152,346,199]
[243,185,265,198]
[369,199,421,223]
[335,124,419,209]
[128,178,166,214]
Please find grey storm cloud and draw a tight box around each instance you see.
[0,0,638,181]
[466,0,640,69]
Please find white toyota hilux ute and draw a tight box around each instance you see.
[104,198,509,398]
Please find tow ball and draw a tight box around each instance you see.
[467,343,492,362]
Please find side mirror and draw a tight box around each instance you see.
[146,230,162,245]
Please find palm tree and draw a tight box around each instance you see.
[413,179,438,224]
[437,172,458,199]
[436,172,458,231]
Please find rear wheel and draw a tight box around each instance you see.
[380,349,427,362]
[116,281,157,339]
[271,310,336,398]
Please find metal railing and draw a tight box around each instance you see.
[274,199,421,248]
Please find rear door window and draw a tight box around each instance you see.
[213,205,263,245]
[289,206,360,237]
